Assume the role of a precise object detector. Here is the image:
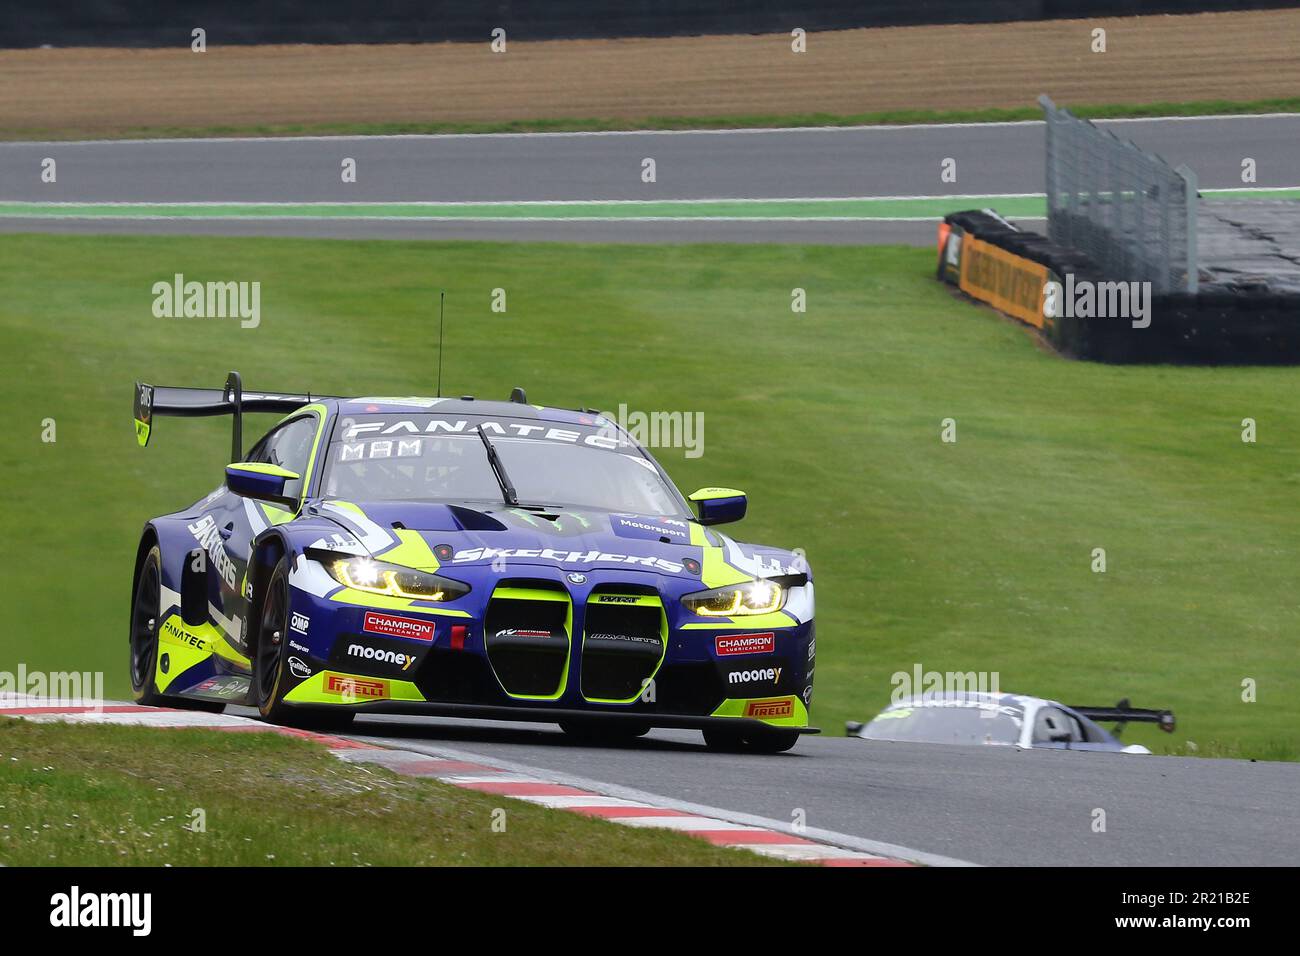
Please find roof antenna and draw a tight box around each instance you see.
[436,290,446,398]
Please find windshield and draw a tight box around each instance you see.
[322,413,688,516]
[863,702,1023,746]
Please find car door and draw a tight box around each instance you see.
[217,413,321,656]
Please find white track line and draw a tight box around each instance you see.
[510,794,658,809]
[439,773,547,785]
[0,195,1045,206]
[0,189,1293,208]
[0,214,1032,223]
[614,817,768,832]
[2,112,1297,147]
[9,188,1296,206]
[751,843,883,862]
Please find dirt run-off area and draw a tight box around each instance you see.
[2,9,1298,138]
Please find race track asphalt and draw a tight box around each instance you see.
[4,116,1299,201]
[1,114,1297,243]
[335,714,1300,867]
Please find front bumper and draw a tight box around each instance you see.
[286,698,821,735]
[281,565,817,728]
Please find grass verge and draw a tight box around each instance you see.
[0,234,1296,761]
[6,97,1300,141]
[0,720,782,865]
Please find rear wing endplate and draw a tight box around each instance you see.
[134,371,334,462]
[1070,698,1175,736]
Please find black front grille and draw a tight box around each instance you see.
[581,601,664,702]
[653,662,728,716]
[484,590,570,697]
[416,648,497,704]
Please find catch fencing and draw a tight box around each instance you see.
[1040,95,1198,293]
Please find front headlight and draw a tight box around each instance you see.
[681,579,786,617]
[322,556,470,601]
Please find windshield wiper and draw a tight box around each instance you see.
[476,425,519,507]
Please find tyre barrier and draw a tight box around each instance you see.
[937,210,1300,365]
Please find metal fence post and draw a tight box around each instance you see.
[1177,164,1199,293]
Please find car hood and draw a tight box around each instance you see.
[307,498,803,582]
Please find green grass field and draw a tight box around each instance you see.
[9,96,1300,141]
[0,720,778,865]
[1,233,1296,759]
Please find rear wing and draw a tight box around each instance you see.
[1069,698,1175,737]
[134,371,336,462]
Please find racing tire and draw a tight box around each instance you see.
[253,556,352,731]
[701,728,747,752]
[284,709,356,732]
[703,727,800,754]
[559,719,651,744]
[741,729,801,754]
[129,544,225,713]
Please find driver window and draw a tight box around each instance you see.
[246,416,317,499]
[1033,707,1081,744]
[1076,715,1109,743]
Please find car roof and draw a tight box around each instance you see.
[322,396,610,427]
[881,691,1056,719]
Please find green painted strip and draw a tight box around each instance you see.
[0,196,1048,221]
[0,189,1293,223]
[1202,188,1300,201]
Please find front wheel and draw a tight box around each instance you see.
[743,729,801,754]
[253,556,295,723]
[703,727,800,754]
[129,544,225,713]
[702,728,747,752]
[253,556,353,732]
[129,545,167,706]
[559,719,651,744]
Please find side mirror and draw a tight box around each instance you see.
[226,462,300,509]
[688,487,747,525]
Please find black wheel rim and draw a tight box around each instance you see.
[257,572,287,705]
[130,556,160,691]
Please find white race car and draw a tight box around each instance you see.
[847,692,1174,754]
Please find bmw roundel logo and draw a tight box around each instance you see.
[567,572,587,585]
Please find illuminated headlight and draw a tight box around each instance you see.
[681,579,786,617]
[322,557,470,601]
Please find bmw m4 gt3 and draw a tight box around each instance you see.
[128,373,817,752]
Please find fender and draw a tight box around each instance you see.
[143,517,196,612]
[245,512,353,629]
[247,528,290,627]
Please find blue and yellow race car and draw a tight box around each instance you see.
[129,373,817,752]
